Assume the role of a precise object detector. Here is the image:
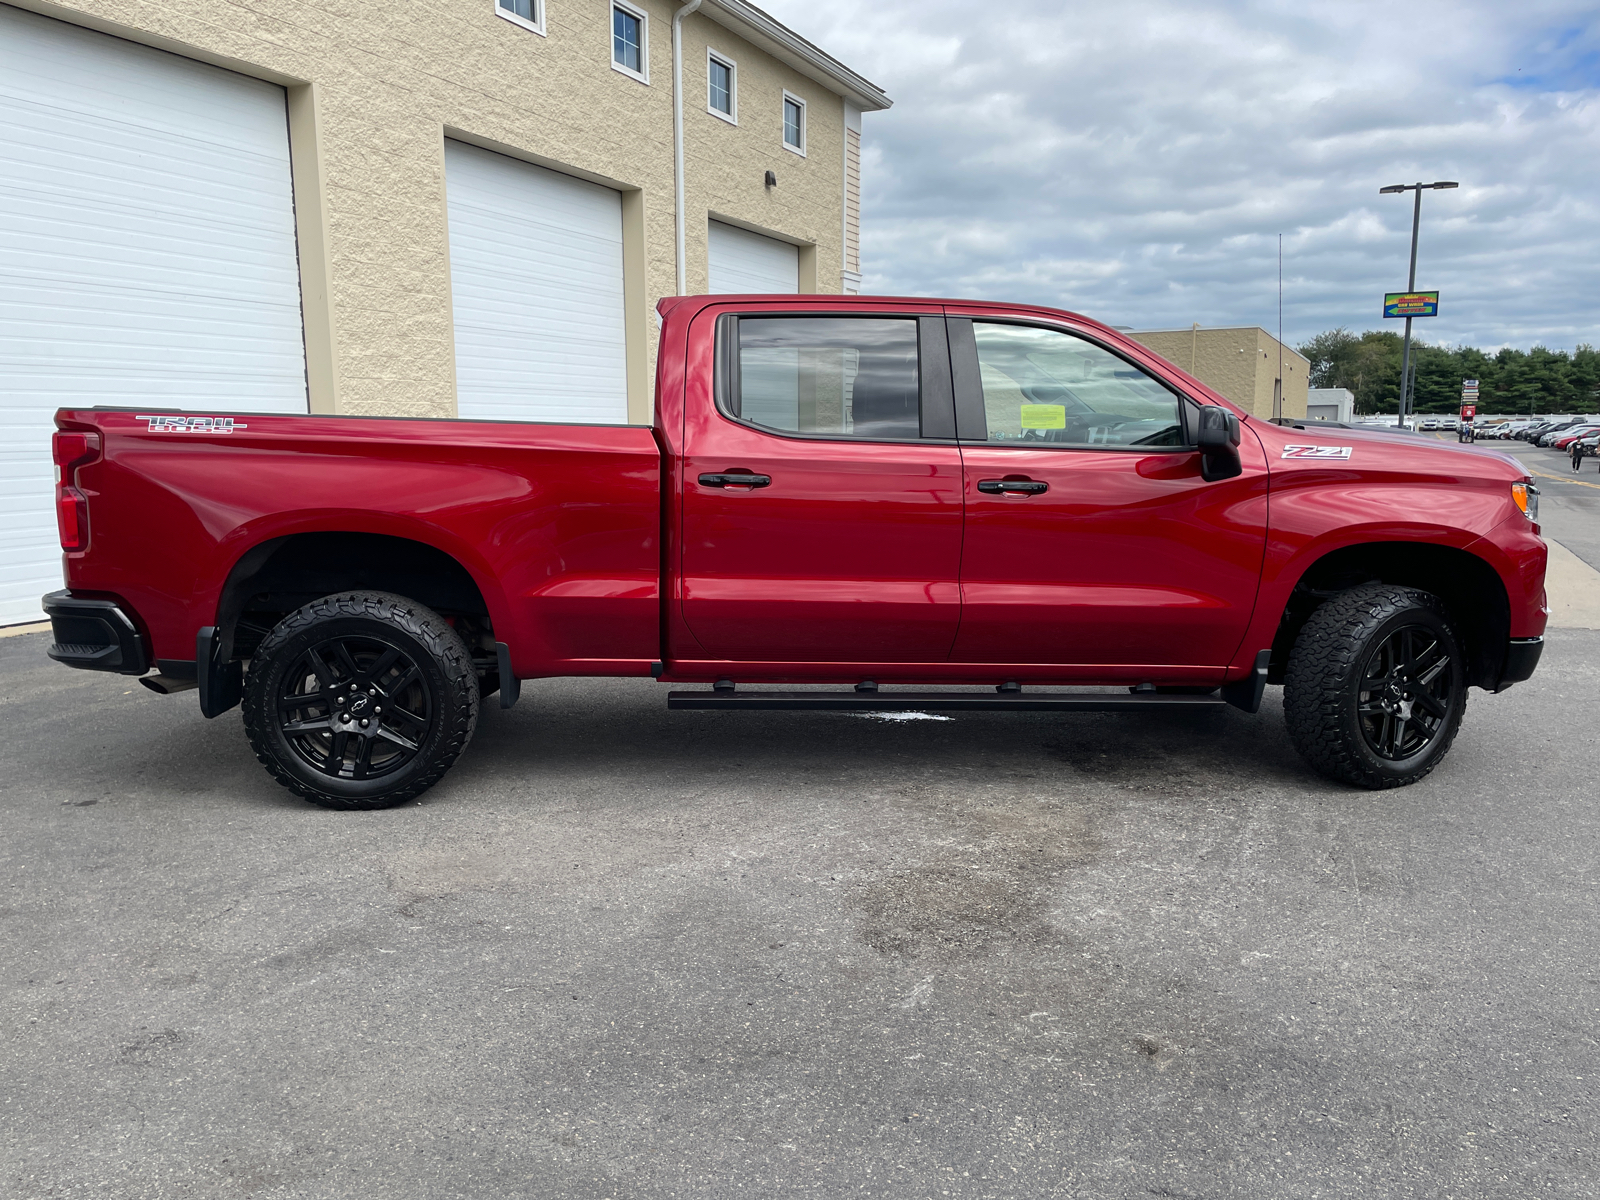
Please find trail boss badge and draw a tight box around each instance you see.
[1282,444,1353,460]
[136,415,248,433]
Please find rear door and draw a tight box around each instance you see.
[676,308,963,665]
[948,315,1269,679]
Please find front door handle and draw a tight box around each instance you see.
[977,478,1049,495]
[698,472,772,489]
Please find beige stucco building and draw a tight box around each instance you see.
[0,0,886,623]
[2,0,886,424]
[1128,326,1309,421]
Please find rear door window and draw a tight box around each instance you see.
[718,317,924,441]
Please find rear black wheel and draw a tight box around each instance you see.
[1283,583,1466,788]
[242,592,479,810]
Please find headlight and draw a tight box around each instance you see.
[1512,481,1539,523]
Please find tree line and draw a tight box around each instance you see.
[1296,328,1600,415]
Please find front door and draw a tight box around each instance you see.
[947,316,1268,679]
[677,312,964,666]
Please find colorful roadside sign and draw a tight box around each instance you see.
[1384,291,1439,318]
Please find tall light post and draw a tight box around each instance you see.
[1380,180,1457,423]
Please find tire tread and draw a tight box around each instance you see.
[241,592,478,810]
[1282,583,1463,789]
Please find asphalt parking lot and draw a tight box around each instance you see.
[5,581,1600,1199]
[1493,437,1600,572]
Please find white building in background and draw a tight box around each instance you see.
[1306,389,1356,423]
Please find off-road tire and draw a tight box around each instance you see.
[1283,583,1466,789]
[242,592,479,810]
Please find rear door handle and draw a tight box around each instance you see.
[977,478,1049,495]
[698,472,772,488]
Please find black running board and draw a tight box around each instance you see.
[668,690,1227,713]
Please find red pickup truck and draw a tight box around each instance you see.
[44,294,1547,809]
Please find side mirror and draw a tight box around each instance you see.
[1196,406,1242,482]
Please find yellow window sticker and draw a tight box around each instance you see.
[1019,404,1066,430]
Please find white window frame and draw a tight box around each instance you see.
[706,49,737,125]
[493,0,545,36]
[781,90,806,157]
[610,1,649,84]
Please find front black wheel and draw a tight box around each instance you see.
[1283,583,1466,789]
[241,592,479,810]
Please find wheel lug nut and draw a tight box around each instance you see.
[360,719,369,728]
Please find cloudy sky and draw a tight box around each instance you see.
[759,0,1600,351]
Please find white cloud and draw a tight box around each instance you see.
[757,0,1600,350]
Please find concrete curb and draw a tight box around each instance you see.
[1544,538,1600,629]
[0,621,50,639]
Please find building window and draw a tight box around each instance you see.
[782,92,806,155]
[612,3,648,82]
[708,51,736,123]
[494,0,543,35]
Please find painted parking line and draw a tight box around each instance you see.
[1524,466,1600,492]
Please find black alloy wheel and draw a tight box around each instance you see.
[277,634,432,782]
[1283,583,1466,788]
[242,592,479,810]
[1355,625,1454,761]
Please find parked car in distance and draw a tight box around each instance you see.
[42,293,1550,807]
[1540,422,1588,447]
[1553,425,1600,451]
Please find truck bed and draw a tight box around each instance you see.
[56,409,662,679]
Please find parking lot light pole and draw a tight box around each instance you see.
[1380,181,1458,424]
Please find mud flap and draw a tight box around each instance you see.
[196,626,243,719]
[1221,649,1273,713]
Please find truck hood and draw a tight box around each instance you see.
[1248,419,1529,482]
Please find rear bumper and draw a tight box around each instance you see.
[42,590,148,676]
[1494,636,1543,692]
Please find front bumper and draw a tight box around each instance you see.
[42,590,148,676]
[1493,636,1543,693]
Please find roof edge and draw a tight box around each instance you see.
[698,0,891,111]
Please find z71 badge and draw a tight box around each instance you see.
[136,415,248,434]
[1282,444,1352,460]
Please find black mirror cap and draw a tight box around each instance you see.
[1196,405,1241,448]
[1196,406,1243,481]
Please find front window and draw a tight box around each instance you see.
[612,4,646,79]
[722,317,921,441]
[708,54,735,119]
[969,323,1184,448]
[782,94,805,154]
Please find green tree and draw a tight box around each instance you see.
[1296,329,1600,416]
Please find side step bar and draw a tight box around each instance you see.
[668,689,1227,713]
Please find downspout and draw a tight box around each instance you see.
[673,0,705,295]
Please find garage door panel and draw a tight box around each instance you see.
[0,6,307,626]
[446,140,629,426]
[708,220,800,294]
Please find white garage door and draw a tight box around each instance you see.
[708,221,800,294]
[445,141,629,425]
[0,6,308,626]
